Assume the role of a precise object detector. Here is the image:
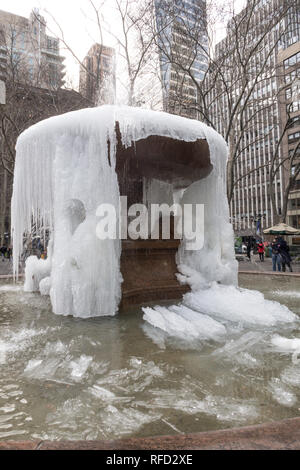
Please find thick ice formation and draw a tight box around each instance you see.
[142,304,226,342]
[12,105,237,318]
[184,284,297,327]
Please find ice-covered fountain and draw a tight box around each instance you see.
[1,105,299,444]
[11,105,237,318]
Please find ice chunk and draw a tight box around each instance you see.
[213,332,266,358]
[24,239,53,293]
[184,283,297,327]
[39,277,51,296]
[268,378,297,407]
[281,364,300,387]
[23,358,61,380]
[143,304,226,342]
[98,405,161,437]
[143,283,297,343]
[145,389,258,423]
[24,256,51,293]
[271,335,300,352]
[69,355,93,381]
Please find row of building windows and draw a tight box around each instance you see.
[284,68,300,84]
[289,115,300,129]
[284,51,300,70]
[287,100,300,113]
[289,198,300,210]
[288,131,300,143]
[46,37,58,52]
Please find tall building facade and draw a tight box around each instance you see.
[154,0,208,119]
[278,42,300,229]
[207,0,300,234]
[0,9,65,89]
[79,43,116,105]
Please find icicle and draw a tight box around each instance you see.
[12,105,237,318]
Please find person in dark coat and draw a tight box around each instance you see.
[246,238,252,260]
[278,237,293,272]
[0,246,6,262]
[271,237,281,272]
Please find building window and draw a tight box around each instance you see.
[285,69,300,84]
[284,52,300,70]
[288,131,300,143]
[289,116,300,129]
[285,88,292,100]
[287,100,300,113]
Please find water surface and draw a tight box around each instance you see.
[0,274,299,441]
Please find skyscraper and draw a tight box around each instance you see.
[79,43,116,105]
[206,0,299,233]
[154,0,208,118]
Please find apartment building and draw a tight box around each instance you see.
[79,43,116,105]
[278,42,300,229]
[0,8,65,89]
[206,0,299,235]
[154,0,208,119]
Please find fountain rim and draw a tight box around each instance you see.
[0,416,299,450]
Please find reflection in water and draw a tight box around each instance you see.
[0,274,299,441]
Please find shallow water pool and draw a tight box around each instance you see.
[0,274,299,441]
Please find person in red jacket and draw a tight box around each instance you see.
[257,241,265,262]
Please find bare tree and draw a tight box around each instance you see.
[153,0,299,227]
[104,0,158,106]
[0,15,90,243]
[35,1,115,106]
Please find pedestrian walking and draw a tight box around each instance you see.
[278,237,293,272]
[257,241,265,262]
[271,237,281,272]
[0,246,6,262]
[246,238,252,261]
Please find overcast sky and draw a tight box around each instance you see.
[0,0,246,89]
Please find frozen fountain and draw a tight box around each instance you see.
[2,105,300,444]
[11,105,237,318]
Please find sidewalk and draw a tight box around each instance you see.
[237,253,300,273]
[1,254,300,278]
